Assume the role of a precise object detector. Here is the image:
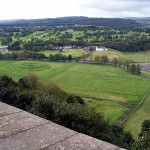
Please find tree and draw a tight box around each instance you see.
[17,51,25,59]
[100,55,109,64]
[0,75,18,105]
[3,53,11,59]
[136,64,141,74]
[94,56,100,64]
[122,60,130,70]
[118,60,122,68]
[62,55,67,61]
[16,90,35,110]
[8,41,21,50]
[19,74,39,90]
[68,55,73,61]
[1,36,12,45]
[112,57,118,66]
[129,64,137,74]
[54,53,62,61]
[90,46,93,52]
[0,52,3,59]
[37,53,46,60]
[134,120,150,150]
[11,52,18,60]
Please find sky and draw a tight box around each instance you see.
[0,0,150,20]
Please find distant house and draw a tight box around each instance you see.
[0,46,8,52]
[84,46,108,51]
[54,46,63,50]
[96,46,108,51]
[63,46,72,50]
[84,46,96,51]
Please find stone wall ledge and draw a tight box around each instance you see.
[0,102,125,150]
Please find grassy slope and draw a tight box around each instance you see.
[85,98,128,124]
[87,49,150,63]
[0,60,149,124]
[123,93,150,139]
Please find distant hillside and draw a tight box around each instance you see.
[127,17,150,26]
[0,16,140,27]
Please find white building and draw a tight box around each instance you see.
[0,46,8,52]
[96,46,108,51]
[63,46,72,50]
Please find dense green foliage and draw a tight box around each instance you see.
[0,75,134,149]
[94,54,142,74]
[5,26,150,52]
[0,23,150,52]
[0,50,75,61]
[101,39,150,52]
[133,120,150,149]
[0,51,46,60]
[94,55,109,64]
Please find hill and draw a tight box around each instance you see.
[128,17,150,27]
[0,16,140,27]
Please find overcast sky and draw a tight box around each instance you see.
[0,0,150,20]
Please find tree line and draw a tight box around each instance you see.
[0,51,73,61]
[7,37,150,53]
[94,55,142,75]
[101,39,150,52]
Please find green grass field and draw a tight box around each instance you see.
[123,92,150,139]
[12,31,47,42]
[141,70,150,77]
[85,98,128,124]
[87,49,150,63]
[0,60,149,125]
[7,49,87,58]
[38,49,87,58]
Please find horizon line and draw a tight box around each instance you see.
[0,16,149,21]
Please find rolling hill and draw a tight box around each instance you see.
[0,16,140,27]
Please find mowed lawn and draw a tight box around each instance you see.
[0,60,149,124]
[123,92,150,139]
[87,49,150,63]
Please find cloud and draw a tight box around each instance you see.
[77,0,150,18]
[0,0,150,20]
